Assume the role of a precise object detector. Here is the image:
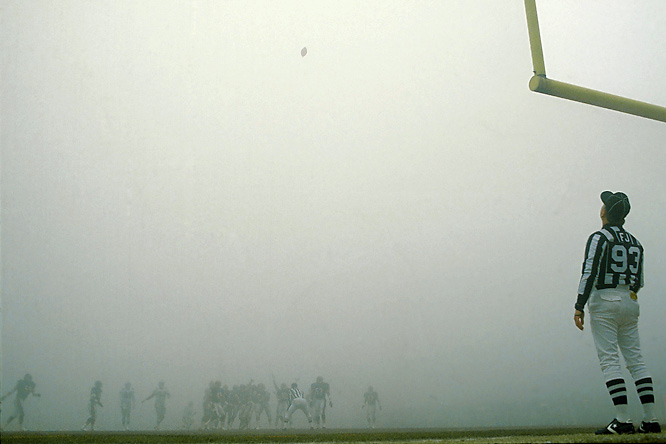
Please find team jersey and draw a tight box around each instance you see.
[364,391,379,405]
[310,382,329,400]
[16,379,36,400]
[576,224,644,310]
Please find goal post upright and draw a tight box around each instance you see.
[524,0,666,123]
[524,0,546,77]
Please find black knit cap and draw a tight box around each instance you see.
[601,191,630,223]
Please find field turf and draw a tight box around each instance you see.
[1,427,664,443]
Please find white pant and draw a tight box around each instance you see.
[284,398,312,423]
[588,286,649,382]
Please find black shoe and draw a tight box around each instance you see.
[637,421,661,433]
[595,418,635,435]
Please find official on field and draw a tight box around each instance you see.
[574,191,660,435]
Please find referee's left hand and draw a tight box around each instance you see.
[574,310,585,331]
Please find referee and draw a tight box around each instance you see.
[574,191,660,435]
[283,383,313,429]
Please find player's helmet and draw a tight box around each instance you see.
[158,381,165,388]
[125,382,131,389]
[95,380,102,387]
[24,373,33,381]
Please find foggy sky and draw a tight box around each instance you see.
[2,0,665,431]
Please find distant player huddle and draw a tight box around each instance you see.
[200,380,264,430]
[200,376,334,431]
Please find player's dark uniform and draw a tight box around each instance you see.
[2,375,38,430]
[83,381,103,431]
[310,379,331,428]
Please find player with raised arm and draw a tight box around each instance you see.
[82,380,103,431]
[119,382,135,431]
[1,373,40,431]
[310,376,332,428]
[363,386,381,428]
[574,191,660,435]
[143,381,171,430]
[272,375,290,428]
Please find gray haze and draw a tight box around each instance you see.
[2,0,665,431]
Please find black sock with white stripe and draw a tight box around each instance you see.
[635,377,656,422]
[606,378,630,423]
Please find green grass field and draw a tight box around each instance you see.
[1,428,664,443]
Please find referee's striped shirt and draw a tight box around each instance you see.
[288,387,304,403]
[575,224,643,311]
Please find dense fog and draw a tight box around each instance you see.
[2,0,665,431]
